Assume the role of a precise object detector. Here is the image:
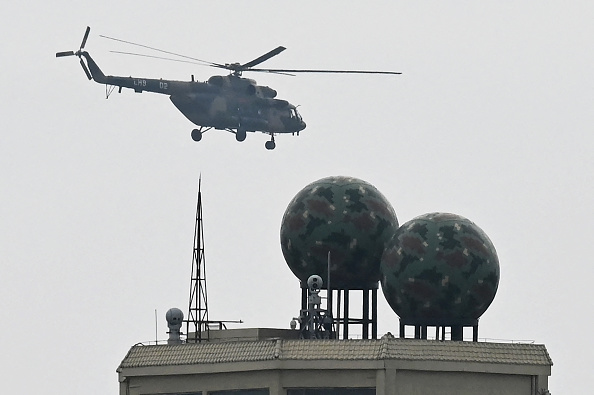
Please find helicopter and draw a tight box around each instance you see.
[57,27,401,150]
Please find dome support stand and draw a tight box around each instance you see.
[301,284,378,340]
[399,318,479,341]
[298,285,378,340]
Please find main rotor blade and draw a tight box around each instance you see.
[80,26,90,49]
[80,59,92,80]
[249,68,402,75]
[111,51,220,67]
[100,34,222,67]
[56,51,75,57]
[241,46,286,69]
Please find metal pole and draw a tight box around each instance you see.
[372,288,377,339]
[327,252,333,322]
[343,290,349,339]
[337,290,342,339]
[362,289,369,339]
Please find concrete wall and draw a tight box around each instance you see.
[393,370,531,395]
[123,370,280,395]
[120,367,540,395]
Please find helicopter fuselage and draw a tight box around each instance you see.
[58,27,399,149]
[81,51,306,136]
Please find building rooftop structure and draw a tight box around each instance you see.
[115,177,552,394]
[119,332,551,369]
[117,330,552,395]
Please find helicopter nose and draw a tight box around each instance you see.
[300,120,307,130]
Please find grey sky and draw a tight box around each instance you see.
[1,2,592,394]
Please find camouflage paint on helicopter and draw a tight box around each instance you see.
[57,27,399,150]
[78,52,305,143]
[168,75,304,137]
[380,213,499,323]
[280,176,399,289]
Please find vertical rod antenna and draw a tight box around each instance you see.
[327,251,331,292]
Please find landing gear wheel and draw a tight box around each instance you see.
[191,129,202,142]
[236,129,247,142]
[265,140,276,150]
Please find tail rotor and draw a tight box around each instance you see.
[79,26,90,51]
[56,26,92,80]
[79,58,92,80]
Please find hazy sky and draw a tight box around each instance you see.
[2,2,593,394]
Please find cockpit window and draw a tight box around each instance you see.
[290,108,302,120]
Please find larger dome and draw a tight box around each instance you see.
[280,176,399,289]
[380,213,499,323]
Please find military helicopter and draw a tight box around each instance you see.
[57,27,401,150]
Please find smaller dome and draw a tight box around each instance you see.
[380,213,499,324]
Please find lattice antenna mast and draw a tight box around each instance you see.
[186,177,210,342]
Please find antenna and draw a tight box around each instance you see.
[327,251,331,291]
[186,176,210,342]
[185,176,243,341]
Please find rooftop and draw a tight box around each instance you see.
[118,331,552,371]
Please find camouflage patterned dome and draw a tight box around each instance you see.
[380,213,499,323]
[280,176,399,289]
